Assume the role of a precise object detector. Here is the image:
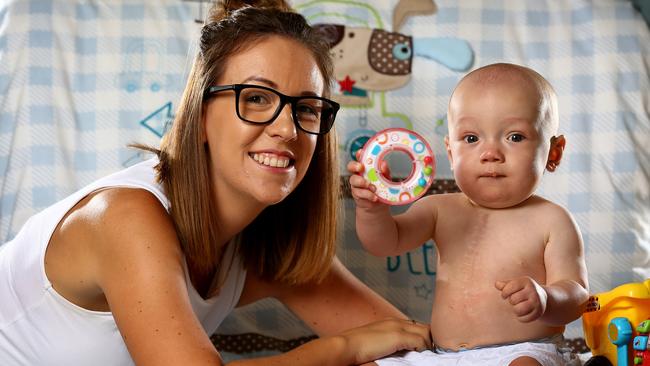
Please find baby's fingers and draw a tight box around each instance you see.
[507,289,529,306]
[497,279,524,299]
[349,174,378,203]
[350,186,378,203]
[349,174,374,190]
[355,148,364,162]
[513,300,541,323]
[347,160,365,175]
[379,161,391,180]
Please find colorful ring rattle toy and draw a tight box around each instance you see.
[359,128,435,205]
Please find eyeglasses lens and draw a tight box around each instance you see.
[237,87,335,134]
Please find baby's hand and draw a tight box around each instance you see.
[495,277,548,323]
[347,153,389,210]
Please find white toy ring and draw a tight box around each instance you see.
[359,128,435,205]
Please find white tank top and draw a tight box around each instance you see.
[0,158,247,365]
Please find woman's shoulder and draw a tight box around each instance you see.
[45,187,183,312]
[48,187,220,364]
[90,187,168,218]
[59,187,183,278]
[60,187,171,236]
[87,188,183,273]
[81,187,180,252]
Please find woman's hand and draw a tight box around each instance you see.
[337,318,431,364]
[228,318,431,366]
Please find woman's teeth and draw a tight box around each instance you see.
[251,153,290,168]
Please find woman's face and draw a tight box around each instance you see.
[203,36,324,208]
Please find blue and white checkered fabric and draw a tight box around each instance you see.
[0,0,201,241]
[1,0,648,353]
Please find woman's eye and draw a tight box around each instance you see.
[508,134,525,142]
[297,104,318,116]
[241,90,275,106]
[463,135,478,143]
[245,94,268,104]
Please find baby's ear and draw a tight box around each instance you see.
[546,135,566,172]
[444,135,453,168]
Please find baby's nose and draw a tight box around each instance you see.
[480,147,504,163]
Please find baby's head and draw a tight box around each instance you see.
[445,63,565,208]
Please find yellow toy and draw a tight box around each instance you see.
[582,279,650,365]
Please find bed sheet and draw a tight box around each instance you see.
[0,0,201,241]
[0,0,648,361]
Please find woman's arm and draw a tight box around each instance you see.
[75,189,427,366]
[274,257,407,334]
[84,188,224,365]
[237,257,431,365]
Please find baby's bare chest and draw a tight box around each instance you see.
[433,211,549,283]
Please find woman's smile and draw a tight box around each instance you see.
[249,151,295,170]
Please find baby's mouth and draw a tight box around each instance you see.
[250,153,294,169]
[480,172,505,178]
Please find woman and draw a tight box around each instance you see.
[0,1,430,365]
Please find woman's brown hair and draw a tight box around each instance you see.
[150,0,339,295]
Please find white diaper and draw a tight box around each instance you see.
[375,339,570,366]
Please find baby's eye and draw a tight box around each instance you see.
[507,134,525,142]
[463,135,478,143]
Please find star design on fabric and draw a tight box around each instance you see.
[338,75,356,93]
[414,283,433,300]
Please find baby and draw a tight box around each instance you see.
[349,63,589,366]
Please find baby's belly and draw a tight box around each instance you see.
[430,282,562,350]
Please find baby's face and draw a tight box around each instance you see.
[446,77,553,208]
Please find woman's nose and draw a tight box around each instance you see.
[265,103,297,141]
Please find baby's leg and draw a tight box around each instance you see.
[508,356,543,366]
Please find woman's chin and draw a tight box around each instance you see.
[254,185,293,206]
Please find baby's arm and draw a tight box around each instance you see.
[539,205,589,325]
[347,160,437,257]
[495,204,588,325]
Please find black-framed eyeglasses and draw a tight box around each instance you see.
[204,84,340,136]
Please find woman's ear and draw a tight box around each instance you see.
[546,135,566,172]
